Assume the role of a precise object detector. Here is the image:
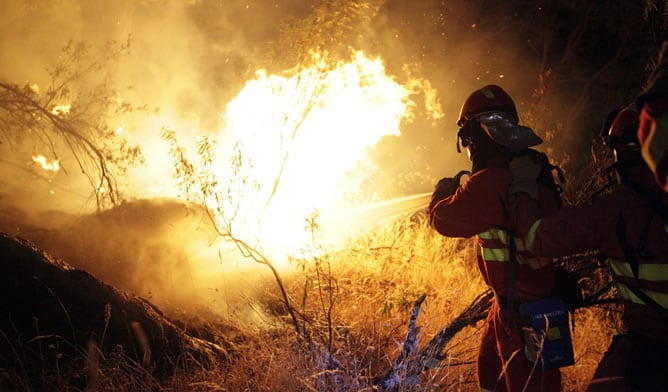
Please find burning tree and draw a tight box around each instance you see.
[0,39,143,210]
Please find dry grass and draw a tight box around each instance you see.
[207,212,619,391]
[2,211,619,391]
[191,212,617,391]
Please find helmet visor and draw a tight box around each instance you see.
[477,112,542,151]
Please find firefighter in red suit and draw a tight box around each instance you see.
[510,105,668,391]
[429,85,563,392]
[637,40,668,193]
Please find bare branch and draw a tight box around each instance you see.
[378,290,493,390]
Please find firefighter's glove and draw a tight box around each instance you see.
[429,176,460,211]
[509,154,541,200]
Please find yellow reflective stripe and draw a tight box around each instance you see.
[615,282,668,308]
[479,228,528,250]
[479,229,508,243]
[479,231,493,239]
[609,259,668,281]
[481,248,548,268]
[525,219,542,251]
[479,228,547,268]
[480,244,549,268]
[483,247,509,261]
[480,229,510,261]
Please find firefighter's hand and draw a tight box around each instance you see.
[509,153,541,199]
[429,176,460,210]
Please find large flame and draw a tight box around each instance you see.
[218,52,413,255]
[140,50,440,266]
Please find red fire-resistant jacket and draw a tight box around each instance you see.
[431,161,565,391]
[429,162,561,301]
[512,188,668,341]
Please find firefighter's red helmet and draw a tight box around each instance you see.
[605,104,640,154]
[604,104,657,187]
[457,85,518,127]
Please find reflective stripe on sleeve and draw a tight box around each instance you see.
[479,229,508,243]
[478,228,550,269]
[615,282,668,308]
[609,259,668,281]
[482,247,510,262]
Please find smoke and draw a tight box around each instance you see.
[356,1,656,193]
[0,0,655,322]
[1,1,656,199]
[0,0,557,207]
[0,197,281,326]
[0,0,322,324]
[0,0,315,208]
[0,0,544,318]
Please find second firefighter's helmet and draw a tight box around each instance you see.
[603,104,643,164]
[602,104,657,188]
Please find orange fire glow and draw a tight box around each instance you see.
[134,50,441,267]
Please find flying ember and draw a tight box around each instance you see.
[32,155,60,172]
[50,104,71,116]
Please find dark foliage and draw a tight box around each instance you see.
[0,233,228,390]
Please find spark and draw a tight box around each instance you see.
[50,104,71,116]
[32,155,60,172]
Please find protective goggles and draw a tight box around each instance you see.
[456,112,542,152]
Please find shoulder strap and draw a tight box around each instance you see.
[502,151,565,327]
[506,227,518,327]
[499,195,518,327]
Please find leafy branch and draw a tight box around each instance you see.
[161,129,308,340]
[0,39,144,209]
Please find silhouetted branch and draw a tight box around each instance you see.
[0,39,142,210]
[378,290,493,390]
